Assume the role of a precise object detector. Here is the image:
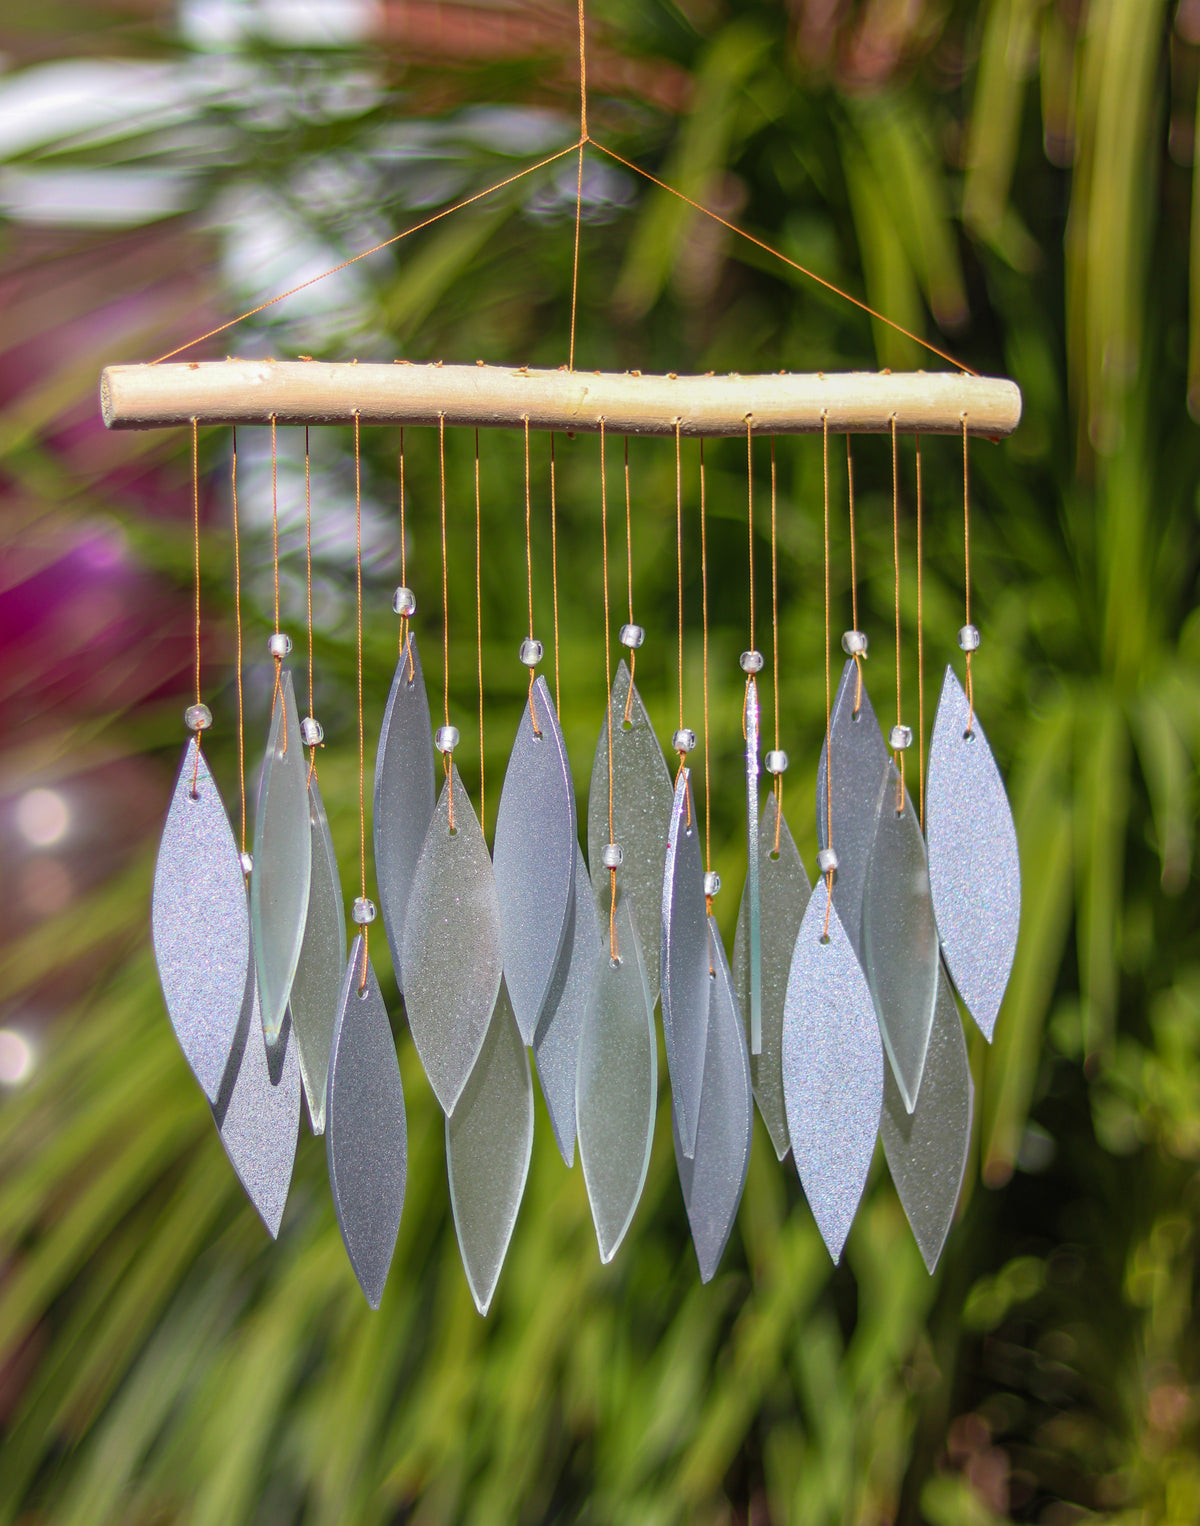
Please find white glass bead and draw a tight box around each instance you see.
[740,650,764,674]
[817,847,839,875]
[240,851,254,876]
[300,717,324,747]
[435,725,460,754]
[673,728,697,754]
[352,897,377,925]
[268,632,292,658]
[618,623,645,649]
[841,630,868,657]
[765,749,788,775]
[600,842,623,869]
[703,871,721,897]
[958,624,981,653]
[393,586,417,617]
[184,702,213,732]
[889,724,913,752]
[519,637,544,667]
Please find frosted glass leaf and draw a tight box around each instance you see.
[577,890,657,1263]
[661,767,710,1160]
[327,938,407,1309]
[862,762,940,1114]
[251,668,312,1045]
[493,676,577,1044]
[401,766,503,1115]
[212,960,301,1239]
[373,633,436,993]
[782,891,883,1263]
[446,980,533,1315]
[743,678,763,1054]
[880,963,973,1273]
[587,659,674,1007]
[674,918,753,1283]
[534,844,602,1167]
[733,793,811,1160]
[816,659,889,962]
[289,770,346,1135]
[925,666,1021,1041]
[152,739,249,1103]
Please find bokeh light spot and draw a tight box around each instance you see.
[0,1030,35,1087]
[15,788,70,847]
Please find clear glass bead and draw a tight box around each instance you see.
[393,586,417,617]
[618,623,645,649]
[184,702,213,732]
[268,632,292,658]
[817,847,839,875]
[739,650,764,674]
[435,725,460,754]
[239,851,254,876]
[519,637,544,667]
[300,717,324,747]
[703,871,721,897]
[889,724,913,752]
[841,630,868,657]
[672,727,697,754]
[352,897,377,925]
[600,843,623,869]
[958,624,981,652]
[765,749,788,775]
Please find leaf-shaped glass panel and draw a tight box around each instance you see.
[862,762,940,1114]
[743,677,763,1054]
[534,844,602,1167]
[326,937,408,1309]
[152,739,249,1103]
[661,767,710,1160]
[587,659,674,1008]
[734,793,811,1160]
[925,666,1021,1041]
[446,980,533,1315]
[577,890,657,1263]
[289,770,346,1134]
[401,766,503,1115]
[879,963,973,1273]
[373,633,436,993]
[782,891,883,1263]
[674,918,753,1283]
[251,668,312,1044]
[493,676,577,1044]
[816,659,889,962]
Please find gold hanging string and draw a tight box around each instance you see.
[550,432,562,712]
[269,413,285,750]
[354,411,368,985]
[770,435,782,854]
[916,434,925,831]
[622,435,636,724]
[568,1,587,371]
[890,414,905,811]
[600,418,618,960]
[746,417,756,654]
[674,418,687,793]
[190,417,202,793]
[700,439,713,921]
[523,415,541,736]
[305,425,317,783]
[475,429,485,837]
[962,414,975,734]
[439,412,454,830]
[231,426,247,859]
[847,435,863,715]
[399,428,413,678]
[822,412,833,938]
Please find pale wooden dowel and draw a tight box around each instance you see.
[100,361,1022,438]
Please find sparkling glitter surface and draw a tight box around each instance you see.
[288,771,346,1135]
[661,768,711,1160]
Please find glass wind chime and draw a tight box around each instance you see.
[133,358,1021,1314]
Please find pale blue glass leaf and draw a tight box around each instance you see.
[288,770,346,1135]
[734,793,811,1160]
[862,762,940,1114]
[782,891,883,1263]
[926,666,1021,1041]
[880,962,973,1273]
[744,678,763,1055]
[587,659,674,1008]
[446,979,533,1315]
[401,766,503,1114]
[152,739,249,1103]
[373,633,436,994]
[251,668,312,1045]
[534,844,602,1167]
[674,917,752,1283]
[577,890,657,1263]
[493,676,577,1044]
[661,767,710,1160]
[326,937,407,1309]
[212,959,301,1239]
[816,659,889,962]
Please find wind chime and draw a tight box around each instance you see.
[103,10,1022,1315]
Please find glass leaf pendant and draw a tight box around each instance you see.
[782,891,883,1263]
[251,669,312,1045]
[734,792,811,1161]
[534,844,602,1167]
[401,765,503,1115]
[446,979,534,1315]
[587,659,674,1008]
[661,767,710,1160]
[152,739,250,1103]
[743,678,763,1055]
[577,889,657,1263]
[373,632,436,994]
[326,937,408,1309]
[288,770,346,1135]
[879,963,973,1274]
[493,676,577,1044]
[862,762,940,1114]
[674,918,753,1283]
[925,667,1020,1041]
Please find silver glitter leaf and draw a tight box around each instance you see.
[862,762,940,1114]
[251,668,312,1045]
[446,979,533,1315]
[880,963,973,1273]
[674,918,753,1283]
[587,659,674,1008]
[577,890,657,1263]
[816,660,889,961]
[212,960,301,1240]
[373,633,436,994]
[152,739,249,1103]
[534,844,602,1167]
[744,678,763,1055]
[925,666,1021,1041]
[734,793,811,1161]
[326,938,407,1309]
[661,767,710,1160]
[401,766,503,1115]
[288,770,346,1135]
[493,676,577,1044]
[782,891,883,1264]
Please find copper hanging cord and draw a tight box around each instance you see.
[231,426,247,857]
[890,415,905,813]
[622,434,636,725]
[550,432,562,712]
[439,412,454,830]
[847,435,863,715]
[568,0,587,372]
[190,417,202,792]
[600,418,619,960]
[962,414,975,734]
[523,415,541,736]
[305,425,318,784]
[770,435,782,855]
[673,419,689,818]
[269,414,286,754]
[475,428,485,836]
[916,434,925,831]
[399,428,414,679]
[700,440,714,931]
[822,412,834,939]
[354,411,368,986]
